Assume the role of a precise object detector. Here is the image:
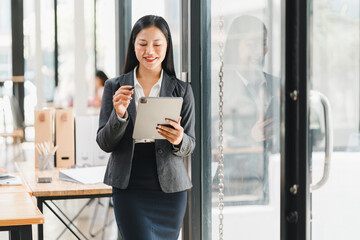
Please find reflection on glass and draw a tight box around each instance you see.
[132,0,180,78]
[211,1,281,239]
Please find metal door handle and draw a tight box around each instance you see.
[310,90,333,191]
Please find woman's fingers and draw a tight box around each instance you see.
[157,125,177,137]
[157,130,179,145]
[115,85,134,94]
[165,117,182,130]
[113,99,130,106]
[114,89,134,96]
[113,93,132,102]
[157,130,176,142]
[157,117,183,145]
[261,118,274,127]
[113,85,134,117]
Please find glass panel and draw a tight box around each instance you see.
[0,0,12,81]
[84,0,95,105]
[96,0,116,78]
[310,0,360,239]
[210,1,281,239]
[56,0,75,108]
[0,0,13,142]
[56,0,95,108]
[131,0,181,78]
[24,0,55,140]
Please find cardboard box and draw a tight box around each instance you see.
[55,109,75,168]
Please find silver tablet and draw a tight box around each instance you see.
[132,97,183,140]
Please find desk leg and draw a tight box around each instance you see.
[9,230,20,240]
[37,198,44,240]
[9,225,32,240]
[20,225,32,240]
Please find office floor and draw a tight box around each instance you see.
[0,141,120,240]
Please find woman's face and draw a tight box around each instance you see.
[134,26,168,72]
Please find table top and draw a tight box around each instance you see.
[16,161,112,198]
[0,192,44,226]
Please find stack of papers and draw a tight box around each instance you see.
[0,173,22,185]
[59,166,106,184]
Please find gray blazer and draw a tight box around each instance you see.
[96,70,196,193]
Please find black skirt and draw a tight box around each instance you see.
[112,143,187,240]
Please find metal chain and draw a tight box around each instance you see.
[217,15,225,240]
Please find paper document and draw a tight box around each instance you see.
[0,175,22,185]
[59,166,106,184]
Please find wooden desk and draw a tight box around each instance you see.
[16,161,112,240]
[0,192,44,226]
[16,161,111,197]
[0,191,44,239]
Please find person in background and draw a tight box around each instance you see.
[96,15,195,240]
[93,70,109,107]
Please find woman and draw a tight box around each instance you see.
[96,15,195,240]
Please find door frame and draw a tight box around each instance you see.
[182,0,212,239]
[281,0,311,239]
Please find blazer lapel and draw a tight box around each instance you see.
[118,70,136,122]
[160,71,176,97]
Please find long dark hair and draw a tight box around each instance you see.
[122,15,176,77]
[96,70,108,86]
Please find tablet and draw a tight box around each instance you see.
[132,97,183,140]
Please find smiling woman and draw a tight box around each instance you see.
[96,15,195,240]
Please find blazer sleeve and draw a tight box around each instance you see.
[96,79,129,153]
[172,83,196,157]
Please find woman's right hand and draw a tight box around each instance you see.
[112,85,134,118]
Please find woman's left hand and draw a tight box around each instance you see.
[156,117,183,146]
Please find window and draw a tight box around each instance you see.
[23,0,55,140]
[0,0,12,81]
[56,0,95,108]
[96,0,116,78]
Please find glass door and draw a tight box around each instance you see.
[210,1,282,239]
[310,0,360,239]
